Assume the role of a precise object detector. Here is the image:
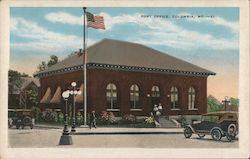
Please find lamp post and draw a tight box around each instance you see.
[59,91,72,145]
[69,82,81,133]
[222,96,231,111]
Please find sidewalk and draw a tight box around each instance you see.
[74,127,184,135]
[34,124,184,134]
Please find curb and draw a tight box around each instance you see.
[34,125,62,129]
[34,125,184,135]
[72,131,183,135]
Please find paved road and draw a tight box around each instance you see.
[8,128,238,148]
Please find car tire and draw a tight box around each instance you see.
[198,134,205,138]
[211,129,222,141]
[184,127,192,138]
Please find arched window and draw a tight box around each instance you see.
[171,87,178,109]
[188,87,195,109]
[151,86,160,97]
[106,83,118,109]
[130,84,140,109]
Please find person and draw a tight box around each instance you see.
[89,110,97,129]
[153,104,158,116]
[152,105,161,127]
[158,103,163,111]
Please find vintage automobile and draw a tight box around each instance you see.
[184,111,238,141]
[8,109,34,129]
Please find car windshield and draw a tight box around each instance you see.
[202,115,220,123]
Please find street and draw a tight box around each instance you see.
[8,127,238,148]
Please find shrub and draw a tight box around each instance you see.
[122,114,136,124]
[41,109,57,122]
[177,116,188,128]
[57,112,64,123]
[76,111,83,126]
[145,116,154,124]
[31,106,41,120]
[99,111,117,124]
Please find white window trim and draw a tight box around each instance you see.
[171,108,180,111]
[106,109,120,112]
[130,109,142,111]
[188,108,198,110]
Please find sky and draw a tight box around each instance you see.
[10,7,239,101]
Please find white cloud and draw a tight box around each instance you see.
[45,12,83,25]
[100,12,239,50]
[10,17,97,53]
[43,11,238,50]
[178,12,239,33]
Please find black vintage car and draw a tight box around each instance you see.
[8,109,34,129]
[184,111,238,141]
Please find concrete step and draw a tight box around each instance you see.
[158,116,178,128]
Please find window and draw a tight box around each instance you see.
[188,87,196,109]
[151,86,160,97]
[171,87,178,109]
[106,83,118,110]
[130,84,140,109]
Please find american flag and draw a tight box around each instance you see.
[87,15,105,30]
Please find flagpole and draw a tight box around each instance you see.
[83,7,87,126]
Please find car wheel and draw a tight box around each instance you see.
[184,127,192,138]
[211,129,222,141]
[198,134,205,138]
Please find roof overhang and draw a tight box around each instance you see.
[34,63,216,78]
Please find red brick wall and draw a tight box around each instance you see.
[39,69,208,116]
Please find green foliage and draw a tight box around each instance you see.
[25,87,39,108]
[207,95,223,112]
[47,55,59,67]
[31,106,41,120]
[42,109,57,122]
[176,116,188,128]
[145,116,154,124]
[76,112,83,126]
[230,98,239,107]
[57,112,64,123]
[8,69,29,94]
[37,55,59,71]
[121,114,136,124]
[37,61,47,71]
[98,111,117,124]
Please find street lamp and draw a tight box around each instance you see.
[69,82,81,133]
[59,91,72,145]
[222,96,231,111]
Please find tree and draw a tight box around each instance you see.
[37,55,59,72]
[37,61,47,71]
[207,95,223,112]
[47,55,58,67]
[8,69,29,94]
[230,98,239,107]
[26,86,39,107]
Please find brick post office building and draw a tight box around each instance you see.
[35,39,215,122]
